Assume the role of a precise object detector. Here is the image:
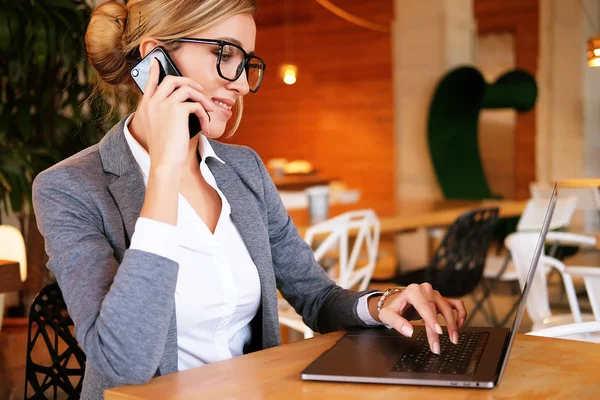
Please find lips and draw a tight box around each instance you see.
[212,99,232,111]
[210,97,234,119]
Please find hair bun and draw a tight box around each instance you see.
[85,1,130,85]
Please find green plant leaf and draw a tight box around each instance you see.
[8,182,23,213]
[0,171,12,192]
[52,0,81,10]
[39,7,57,72]
[32,12,48,69]
[0,13,11,52]
[0,0,101,214]
[17,99,32,141]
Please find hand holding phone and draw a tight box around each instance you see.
[130,46,209,139]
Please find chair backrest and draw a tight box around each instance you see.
[516,197,578,232]
[505,232,553,324]
[531,182,600,211]
[427,207,499,297]
[25,283,86,399]
[505,232,586,328]
[0,225,27,281]
[304,210,380,291]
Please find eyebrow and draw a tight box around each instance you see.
[218,36,255,56]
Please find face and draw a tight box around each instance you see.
[141,13,257,139]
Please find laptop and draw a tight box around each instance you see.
[301,186,558,389]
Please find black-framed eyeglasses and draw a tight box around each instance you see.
[174,38,266,93]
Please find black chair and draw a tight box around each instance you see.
[375,208,499,300]
[24,283,86,399]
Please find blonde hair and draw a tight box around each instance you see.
[85,0,257,135]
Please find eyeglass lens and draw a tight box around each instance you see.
[218,44,264,91]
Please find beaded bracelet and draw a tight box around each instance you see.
[376,287,407,313]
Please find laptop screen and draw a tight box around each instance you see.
[496,185,558,381]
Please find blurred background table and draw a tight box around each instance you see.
[273,174,338,191]
[0,261,21,294]
[293,199,528,236]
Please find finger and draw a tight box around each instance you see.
[178,102,212,136]
[424,321,441,355]
[420,282,434,297]
[446,298,468,329]
[153,75,204,102]
[378,307,414,338]
[167,86,215,114]
[387,285,441,353]
[434,293,459,345]
[401,284,443,336]
[142,57,161,100]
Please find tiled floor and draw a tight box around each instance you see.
[0,253,594,399]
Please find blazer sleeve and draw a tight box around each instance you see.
[32,166,178,385]
[248,149,378,333]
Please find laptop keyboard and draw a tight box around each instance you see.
[392,330,489,375]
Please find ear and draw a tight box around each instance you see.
[138,38,163,59]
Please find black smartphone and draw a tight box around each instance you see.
[130,46,203,138]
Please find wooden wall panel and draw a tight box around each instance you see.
[227,0,396,215]
[474,0,539,199]
[230,0,538,211]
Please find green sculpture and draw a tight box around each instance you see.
[427,66,537,199]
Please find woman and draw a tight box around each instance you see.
[32,1,467,398]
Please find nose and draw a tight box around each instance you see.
[226,69,251,96]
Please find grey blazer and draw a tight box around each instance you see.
[32,117,375,400]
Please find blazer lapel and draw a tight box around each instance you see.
[99,117,145,246]
[208,158,274,281]
[107,171,145,246]
[208,157,280,347]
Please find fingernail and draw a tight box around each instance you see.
[196,82,204,90]
[459,318,465,329]
[435,323,443,335]
[433,341,440,355]
[401,324,414,337]
[452,332,459,345]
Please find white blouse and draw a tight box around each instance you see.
[123,114,379,371]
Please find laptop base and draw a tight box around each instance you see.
[301,326,510,389]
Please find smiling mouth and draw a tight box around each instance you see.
[211,99,233,111]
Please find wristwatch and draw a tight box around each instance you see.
[376,286,406,313]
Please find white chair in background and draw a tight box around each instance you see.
[527,321,600,343]
[479,197,579,325]
[0,225,28,332]
[278,210,381,339]
[531,181,600,232]
[485,196,579,281]
[530,181,600,211]
[515,197,579,232]
[505,232,599,332]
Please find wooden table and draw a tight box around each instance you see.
[0,260,21,293]
[273,174,338,191]
[105,331,600,399]
[295,199,528,237]
[557,178,600,188]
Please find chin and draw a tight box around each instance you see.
[202,129,225,140]
[202,122,228,139]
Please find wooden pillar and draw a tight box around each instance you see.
[392,0,475,270]
[392,0,475,204]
